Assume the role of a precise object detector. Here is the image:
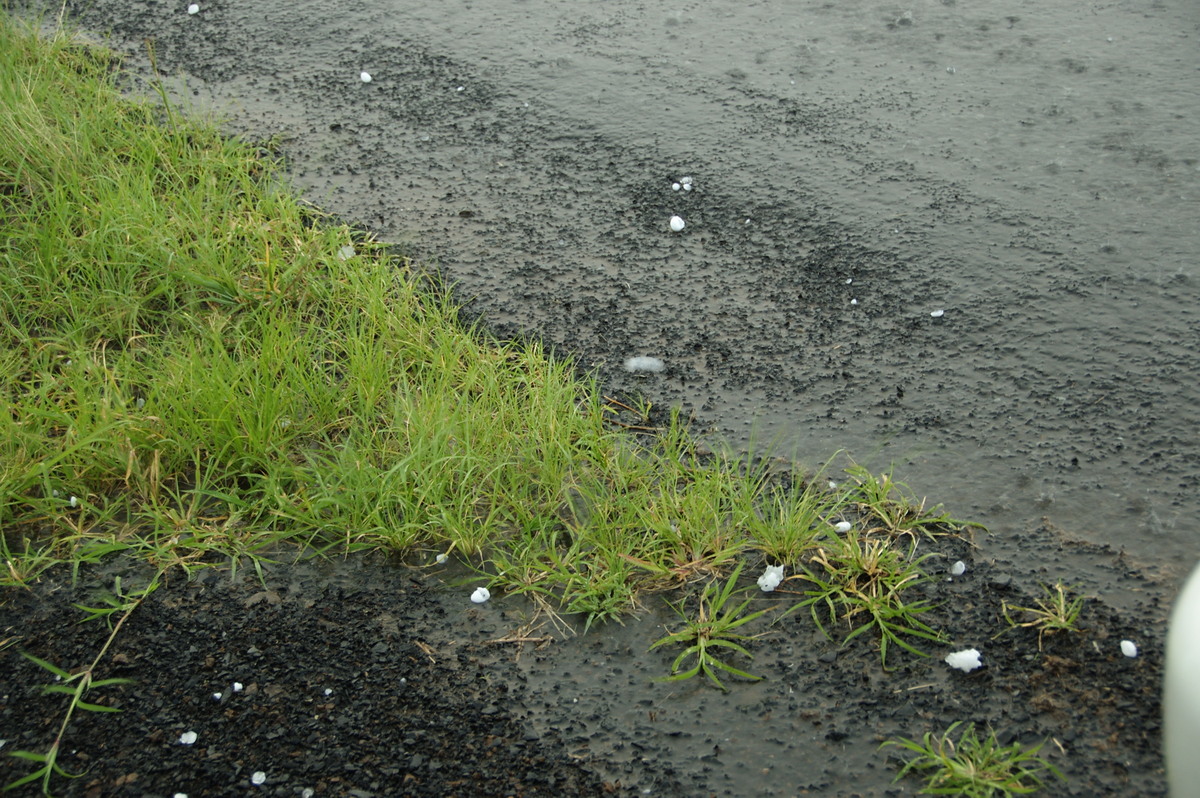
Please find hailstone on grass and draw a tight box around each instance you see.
[757,564,785,592]
[471,587,491,604]
[833,521,852,534]
[945,648,982,672]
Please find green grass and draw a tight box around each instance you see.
[648,561,773,690]
[883,721,1065,796]
[0,12,976,656]
[997,582,1086,650]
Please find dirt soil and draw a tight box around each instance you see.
[0,529,1169,797]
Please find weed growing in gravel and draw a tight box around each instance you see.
[998,582,1085,650]
[789,530,944,668]
[5,573,162,794]
[882,721,1065,796]
[649,562,773,690]
[844,465,983,544]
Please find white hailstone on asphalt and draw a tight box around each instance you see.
[337,245,356,261]
[471,587,491,604]
[679,176,693,186]
[845,278,853,284]
[930,309,945,318]
[251,771,267,786]
[232,682,243,692]
[324,687,333,696]
[435,552,448,564]
[669,215,686,232]
[302,790,315,798]
[833,521,852,534]
[672,182,681,191]
[945,648,983,672]
[179,731,198,745]
[174,793,189,798]
[757,564,785,592]
[212,691,223,701]
[950,560,967,577]
[850,298,858,305]
[624,356,665,373]
[187,3,199,14]
[1121,639,1139,658]
[456,86,465,92]
[359,71,372,83]
[682,183,692,191]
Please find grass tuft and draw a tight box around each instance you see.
[882,721,1065,796]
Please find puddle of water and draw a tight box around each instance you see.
[39,0,1200,580]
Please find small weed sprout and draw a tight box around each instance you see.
[998,582,1085,650]
[5,573,161,794]
[649,562,773,691]
[844,465,982,544]
[882,721,1065,797]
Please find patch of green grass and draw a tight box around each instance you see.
[882,721,1065,796]
[649,561,774,690]
[997,582,1085,650]
[789,530,944,668]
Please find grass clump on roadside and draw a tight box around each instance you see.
[882,721,1065,796]
[648,561,773,691]
[0,13,980,662]
[0,14,817,602]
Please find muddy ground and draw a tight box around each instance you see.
[0,532,1169,796]
[4,0,1194,794]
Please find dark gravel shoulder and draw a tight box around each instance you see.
[0,530,1170,797]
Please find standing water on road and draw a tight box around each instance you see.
[48,0,1200,574]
